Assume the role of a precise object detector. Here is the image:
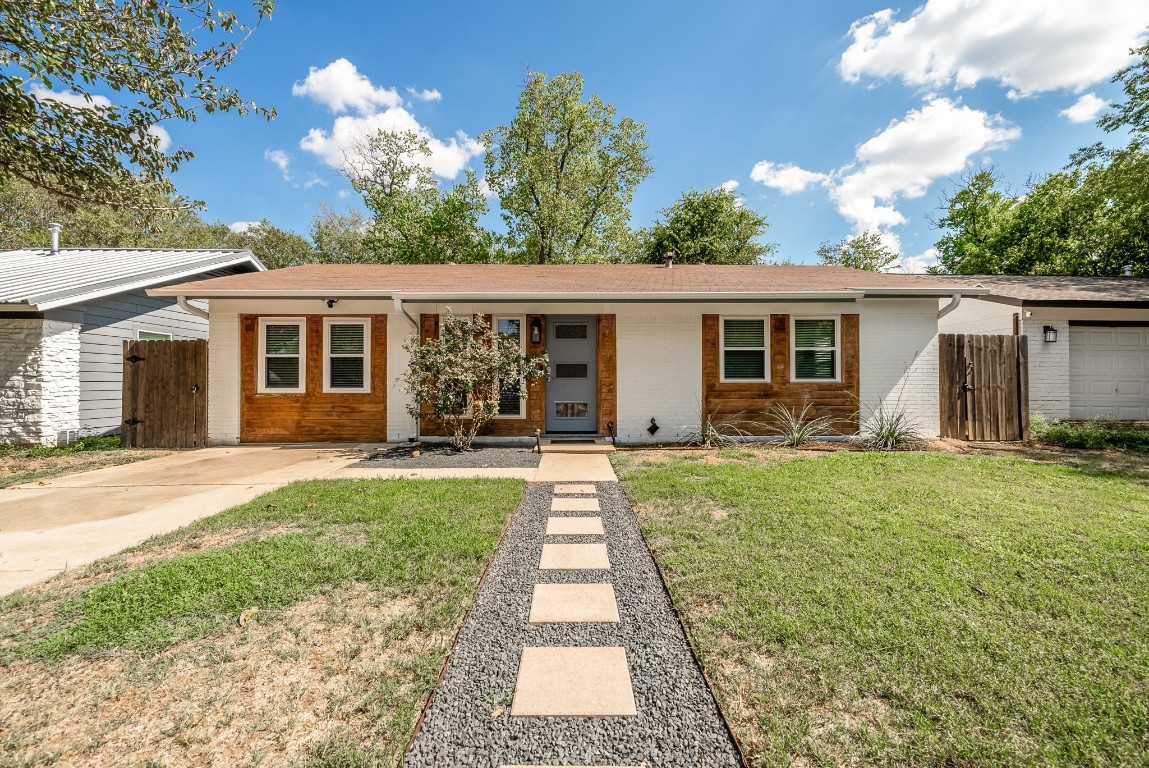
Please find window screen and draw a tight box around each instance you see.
[263,323,302,390]
[327,322,367,390]
[137,330,172,341]
[793,319,837,380]
[722,318,766,380]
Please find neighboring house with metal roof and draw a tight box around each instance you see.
[149,262,985,446]
[0,243,264,444]
[936,275,1149,420]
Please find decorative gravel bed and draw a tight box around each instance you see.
[352,444,541,469]
[405,482,742,767]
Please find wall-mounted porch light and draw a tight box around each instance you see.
[325,298,339,309]
[1043,325,1058,343]
[530,317,543,344]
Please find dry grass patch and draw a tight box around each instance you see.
[0,437,167,488]
[1,585,438,767]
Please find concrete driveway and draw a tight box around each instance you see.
[0,445,369,596]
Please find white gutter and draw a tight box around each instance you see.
[177,295,210,320]
[937,293,962,319]
[393,294,418,328]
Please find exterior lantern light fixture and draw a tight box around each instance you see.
[530,318,542,344]
[1043,325,1057,343]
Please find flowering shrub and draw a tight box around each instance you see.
[403,312,548,450]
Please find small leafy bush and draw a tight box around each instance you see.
[0,435,121,457]
[859,401,922,450]
[1031,413,1149,452]
[768,402,837,447]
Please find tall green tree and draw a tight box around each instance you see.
[816,231,899,271]
[642,188,774,264]
[310,205,374,264]
[0,0,275,210]
[226,220,317,269]
[343,130,497,263]
[933,169,1017,274]
[480,71,652,263]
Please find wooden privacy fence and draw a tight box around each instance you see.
[121,339,208,449]
[939,334,1029,442]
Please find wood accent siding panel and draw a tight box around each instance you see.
[597,314,617,436]
[417,313,547,438]
[702,313,860,434]
[240,314,387,442]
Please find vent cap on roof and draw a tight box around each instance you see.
[48,222,62,255]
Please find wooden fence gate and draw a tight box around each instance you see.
[121,339,208,449]
[939,334,1029,441]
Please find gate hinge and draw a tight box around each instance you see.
[191,384,200,394]
[126,354,146,363]
[125,418,144,426]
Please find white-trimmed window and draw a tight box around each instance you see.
[494,316,525,417]
[721,317,768,381]
[323,318,371,393]
[258,318,306,393]
[791,317,839,381]
[137,329,172,341]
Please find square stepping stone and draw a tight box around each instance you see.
[545,516,604,536]
[539,542,610,570]
[511,646,637,717]
[529,583,620,624]
[503,765,638,767]
[553,483,597,495]
[551,497,600,512]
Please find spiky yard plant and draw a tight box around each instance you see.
[768,401,837,447]
[859,400,922,450]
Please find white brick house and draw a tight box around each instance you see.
[937,275,1149,420]
[149,263,983,446]
[0,246,263,445]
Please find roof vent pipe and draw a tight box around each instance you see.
[663,251,675,268]
[1124,264,1133,277]
[48,222,62,255]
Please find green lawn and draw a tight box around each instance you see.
[616,450,1149,767]
[0,478,523,767]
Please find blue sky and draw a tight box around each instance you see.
[161,0,1148,268]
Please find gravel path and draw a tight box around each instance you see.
[404,482,742,767]
[352,444,541,469]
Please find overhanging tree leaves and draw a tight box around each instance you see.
[0,0,275,210]
[480,71,652,263]
[642,188,774,265]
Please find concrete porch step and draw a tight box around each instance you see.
[538,437,616,454]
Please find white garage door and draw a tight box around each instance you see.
[1069,326,1149,419]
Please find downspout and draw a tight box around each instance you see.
[392,293,418,329]
[937,293,962,320]
[177,295,209,321]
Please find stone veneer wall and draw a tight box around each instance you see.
[0,318,82,445]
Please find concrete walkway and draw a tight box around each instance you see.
[406,460,741,766]
[329,453,617,482]
[0,445,366,596]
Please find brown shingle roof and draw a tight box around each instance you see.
[150,263,975,298]
[934,274,1149,304]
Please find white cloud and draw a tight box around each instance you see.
[753,98,1020,251]
[146,125,172,152]
[229,220,260,234]
[337,188,351,200]
[749,162,829,194]
[839,0,1149,98]
[292,58,402,114]
[302,173,327,188]
[407,87,442,102]
[294,61,482,181]
[264,148,292,180]
[1060,92,1108,124]
[895,247,941,274]
[719,179,740,192]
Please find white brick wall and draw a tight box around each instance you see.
[1021,317,1070,420]
[0,319,46,444]
[615,312,703,443]
[207,309,241,445]
[388,312,419,442]
[859,300,941,437]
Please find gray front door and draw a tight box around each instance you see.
[545,316,598,432]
